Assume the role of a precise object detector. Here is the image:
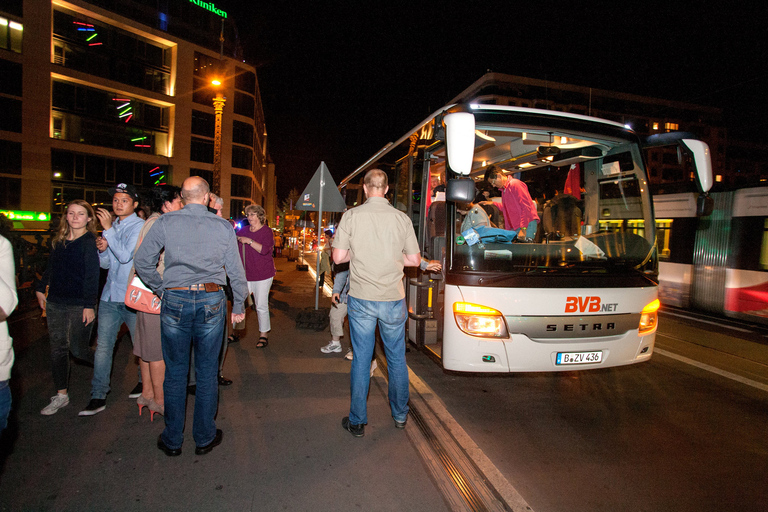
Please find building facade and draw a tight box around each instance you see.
[0,0,275,228]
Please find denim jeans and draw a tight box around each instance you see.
[0,380,10,432]
[347,296,409,425]
[160,289,225,450]
[91,300,136,400]
[47,302,95,391]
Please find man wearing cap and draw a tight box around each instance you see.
[79,183,144,416]
[134,176,248,456]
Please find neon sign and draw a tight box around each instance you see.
[189,0,227,19]
[1,210,51,222]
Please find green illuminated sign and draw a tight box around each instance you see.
[189,0,227,19]
[1,210,51,222]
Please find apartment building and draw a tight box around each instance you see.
[0,0,276,228]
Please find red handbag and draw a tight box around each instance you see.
[125,275,161,314]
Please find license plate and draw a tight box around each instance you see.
[556,351,603,365]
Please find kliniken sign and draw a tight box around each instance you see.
[189,0,227,18]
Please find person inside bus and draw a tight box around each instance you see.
[484,165,539,241]
[541,190,582,240]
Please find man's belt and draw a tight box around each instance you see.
[166,283,222,292]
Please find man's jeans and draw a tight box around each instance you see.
[47,302,95,391]
[91,301,136,399]
[0,380,10,432]
[160,289,225,450]
[347,296,409,425]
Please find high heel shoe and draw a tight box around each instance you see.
[137,395,152,416]
[148,399,165,422]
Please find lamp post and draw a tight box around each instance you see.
[211,79,226,196]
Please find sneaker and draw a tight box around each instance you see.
[341,416,364,437]
[370,359,378,377]
[320,341,342,354]
[128,382,142,399]
[394,417,407,429]
[78,398,106,416]
[41,394,69,416]
[344,349,353,361]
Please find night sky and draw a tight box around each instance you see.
[223,1,767,201]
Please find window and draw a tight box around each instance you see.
[233,91,254,118]
[190,137,214,163]
[0,177,21,209]
[664,122,679,131]
[193,52,218,77]
[0,18,23,54]
[190,168,214,187]
[191,109,215,137]
[230,199,247,220]
[232,120,254,146]
[230,174,252,198]
[0,140,22,175]
[192,76,215,105]
[235,68,256,94]
[0,59,22,96]
[0,97,22,133]
[231,146,253,170]
[761,219,768,270]
[52,9,170,93]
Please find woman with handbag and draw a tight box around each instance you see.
[36,200,100,415]
[236,204,275,348]
[129,185,182,421]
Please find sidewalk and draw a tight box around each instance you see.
[0,257,449,512]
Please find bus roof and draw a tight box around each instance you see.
[340,103,633,187]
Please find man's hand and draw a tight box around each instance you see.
[332,293,340,304]
[231,312,246,325]
[83,308,95,325]
[96,236,109,252]
[425,260,441,272]
[95,208,112,230]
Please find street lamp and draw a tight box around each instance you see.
[211,78,226,196]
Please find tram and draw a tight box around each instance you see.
[339,103,713,372]
[655,186,768,325]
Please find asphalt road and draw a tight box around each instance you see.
[406,313,768,512]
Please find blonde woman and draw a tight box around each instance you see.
[236,205,275,347]
[36,200,100,415]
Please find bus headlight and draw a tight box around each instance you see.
[638,299,660,334]
[453,302,509,338]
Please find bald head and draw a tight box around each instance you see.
[363,169,388,198]
[181,176,210,204]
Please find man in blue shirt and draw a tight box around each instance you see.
[80,183,144,416]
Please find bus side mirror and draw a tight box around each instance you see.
[696,193,713,217]
[444,111,475,176]
[446,178,476,203]
[680,139,713,193]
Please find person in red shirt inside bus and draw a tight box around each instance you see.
[485,165,539,241]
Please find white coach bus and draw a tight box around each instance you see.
[339,102,713,372]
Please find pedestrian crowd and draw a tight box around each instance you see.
[0,169,440,455]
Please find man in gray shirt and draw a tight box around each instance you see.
[134,177,247,456]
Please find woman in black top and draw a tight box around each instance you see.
[36,200,100,416]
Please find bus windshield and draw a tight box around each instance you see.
[439,109,656,277]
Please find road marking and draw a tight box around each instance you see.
[655,348,768,393]
[407,367,533,511]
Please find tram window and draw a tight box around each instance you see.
[656,219,672,259]
[761,219,768,270]
[729,217,768,271]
